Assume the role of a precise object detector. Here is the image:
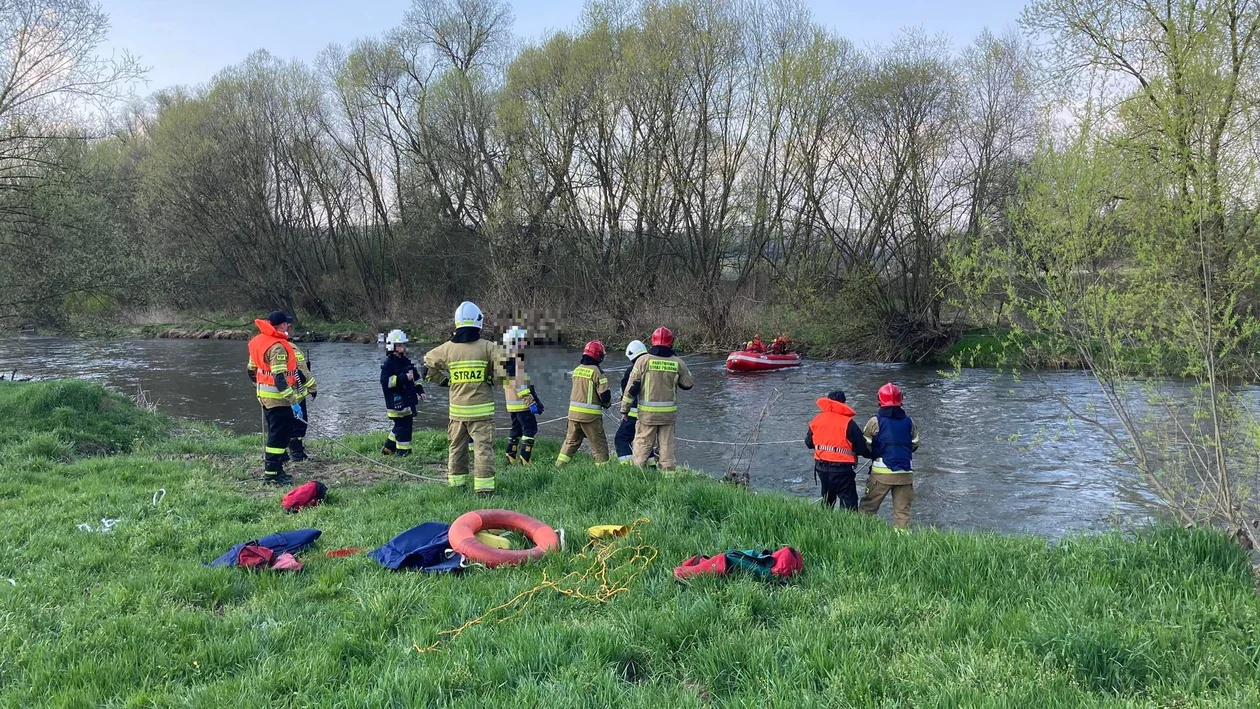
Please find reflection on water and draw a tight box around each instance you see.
[0,336,1163,536]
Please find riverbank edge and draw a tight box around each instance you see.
[3,379,1260,706]
[4,315,1079,367]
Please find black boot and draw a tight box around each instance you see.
[395,448,412,458]
[382,437,397,456]
[506,437,520,464]
[289,438,308,462]
[264,469,292,486]
[519,437,535,465]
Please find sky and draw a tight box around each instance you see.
[100,0,1025,93]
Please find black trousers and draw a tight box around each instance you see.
[385,414,414,451]
[290,397,309,454]
[614,415,637,459]
[508,411,539,462]
[815,461,858,510]
[264,406,296,474]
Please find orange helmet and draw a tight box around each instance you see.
[583,340,606,361]
[651,327,674,348]
[878,382,903,407]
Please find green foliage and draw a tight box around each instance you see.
[0,382,1258,705]
[0,381,169,461]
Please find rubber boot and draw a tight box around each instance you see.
[395,448,412,458]
[506,437,520,465]
[264,469,292,486]
[519,437,535,465]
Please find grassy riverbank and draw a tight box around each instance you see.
[3,380,1260,706]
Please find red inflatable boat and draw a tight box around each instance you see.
[725,350,802,372]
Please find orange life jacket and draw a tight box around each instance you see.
[248,319,297,400]
[809,397,857,464]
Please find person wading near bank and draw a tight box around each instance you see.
[615,340,648,464]
[423,301,507,496]
[557,341,612,466]
[287,342,316,462]
[622,327,693,474]
[805,390,871,510]
[503,326,543,465]
[860,382,920,530]
[246,310,301,485]
[380,329,424,457]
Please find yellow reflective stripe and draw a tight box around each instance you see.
[516,387,532,397]
[258,390,293,400]
[474,477,495,492]
[265,446,287,454]
[388,375,397,389]
[387,409,411,418]
[449,402,495,418]
[569,402,603,414]
[639,401,676,413]
[628,408,638,418]
[448,474,470,487]
[270,364,288,373]
[396,441,412,450]
[573,367,595,379]
[507,402,530,412]
[598,377,608,387]
[557,453,572,463]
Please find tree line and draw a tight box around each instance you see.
[0,0,1039,358]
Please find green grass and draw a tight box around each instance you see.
[2,381,1259,707]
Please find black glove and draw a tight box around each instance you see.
[309,391,318,400]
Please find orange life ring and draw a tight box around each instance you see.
[449,509,561,568]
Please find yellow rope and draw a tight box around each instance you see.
[414,518,656,654]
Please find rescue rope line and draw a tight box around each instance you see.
[414,518,656,654]
[296,415,447,483]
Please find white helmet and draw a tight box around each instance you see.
[454,301,484,329]
[626,339,647,361]
[386,329,409,347]
[502,325,528,346]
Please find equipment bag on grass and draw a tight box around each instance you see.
[282,481,327,513]
[673,546,802,581]
[370,522,465,573]
[209,529,322,567]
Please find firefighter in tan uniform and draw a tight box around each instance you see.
[423,301,507,496]
[556,341,612,466]
[621,327,693,473]
[502,326,543,465]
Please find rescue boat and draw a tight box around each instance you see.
[725,350,802,372]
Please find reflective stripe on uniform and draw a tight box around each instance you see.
[265,446,287,455]
[569,402,603,415]
[639,400,677,413]
[506,402,530,412]
[815,445,852,454]
[449,360,488,384]
[517,387,532,397]
[628,408,638,418]
[388,375,398,389]
[449,402,495,418]
[474,477,495,492]
[396,440,412,450]
[557,453,572,464]
[448,473,470,487]
[387,408,411,418]
[872,460,912,475]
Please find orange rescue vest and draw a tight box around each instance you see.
[248,319,297,400]
[809,398,857,464]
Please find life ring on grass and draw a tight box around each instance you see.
[449,509,561,568]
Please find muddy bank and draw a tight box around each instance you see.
[155,327,376,343]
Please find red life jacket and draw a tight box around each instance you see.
[248,319,297,396]
[282,481,327,513]
[809,398,857,464]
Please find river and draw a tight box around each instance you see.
[0,336,1162,536]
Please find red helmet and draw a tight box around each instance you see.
[583,340,606,361]
[878,382,903,407]
[651,327,674,348]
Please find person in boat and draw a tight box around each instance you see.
[805,390,872,510]
[770,334,792,355]
[746,334,766,354]
[859,382,920,530]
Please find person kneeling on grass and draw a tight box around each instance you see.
[805,390,871,510]
[859,382,919,530]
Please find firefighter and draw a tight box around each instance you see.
[557,341,612,466]
[503,326,543,465]
[621,327,694,474]
[615,340,648,464]
[246,310,301,485]
[380,329,424,457]
[287,343,316,462]
[859,382,920,530]
[805,390,871,510]
[423,301,507,496]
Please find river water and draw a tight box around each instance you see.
[0,337,1162,536]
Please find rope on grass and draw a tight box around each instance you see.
[296,414,447,484]
[414,518,656,654]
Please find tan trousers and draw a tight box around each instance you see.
[447,418,495,493]
[633,422,676,470]
[859,474,914,529]
[557,419,609,464]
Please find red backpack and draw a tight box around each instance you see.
[282,481,327,513]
